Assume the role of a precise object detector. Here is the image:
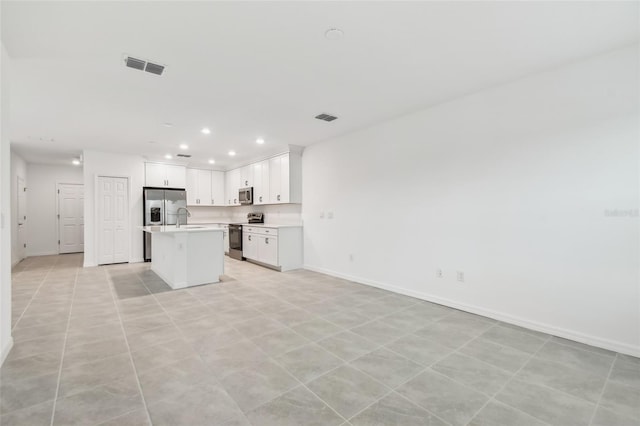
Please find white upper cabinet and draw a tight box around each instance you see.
[212,152,302,206]
[211,171,225,206]
[186,168,213,206]
[268,152,301,204]
[165,165,187,188]
[145,163,187,188]
[186,169,198,205]
[253,160,270,205]
[240,164,254,188]
[225,168,241,206]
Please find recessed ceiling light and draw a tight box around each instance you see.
[228,150,236,156]
[72,159,80,166]
[325,28,344,40]
[179,143,188,150]
[165,154,173,159]
[208,159,215,164]
[201,127,211,135]
[256,138,265,145]
[163,122,173,127]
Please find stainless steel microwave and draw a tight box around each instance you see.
[239,187,253,205]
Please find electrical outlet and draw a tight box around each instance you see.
[319,211,325,219]
[436,268,443,278]
[457,271,465,282]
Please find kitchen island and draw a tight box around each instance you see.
[141,225,225,289]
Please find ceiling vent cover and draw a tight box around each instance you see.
[145,62,165,75]
[315,113,338,122]
[176,153,191,158]
[125,56,145,71]
[124,55,165,76]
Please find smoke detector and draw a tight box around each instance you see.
[325,28,344,40]
[124,54,166,76]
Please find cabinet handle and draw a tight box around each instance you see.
[265,230,269,233]
[277,194,281,201]
[265,238,269,244]
[248,235,251,241]
[212,199,214,204]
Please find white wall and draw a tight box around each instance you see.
[1,41,13,364]
[10,150,26,265]
[26,163,83,256]
[302,46,640,356]
[83,150,145,267]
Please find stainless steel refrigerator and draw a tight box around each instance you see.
[143,187,187,261]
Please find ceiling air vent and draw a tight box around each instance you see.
[145,62,165,75]
[123,55,166,76]
[125,56,145,71]
[315,113,338,122]
[176,154,191,158]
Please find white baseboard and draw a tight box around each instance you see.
[304,264,640,358]
[1,337,14,366]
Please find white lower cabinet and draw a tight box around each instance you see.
[242,232,257,260]
[242,226,302,271]
[257,235,278,266]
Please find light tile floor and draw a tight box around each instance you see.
[1,254,639,426]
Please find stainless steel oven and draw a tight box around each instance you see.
[228,224,243,260]
[239,187,253,205]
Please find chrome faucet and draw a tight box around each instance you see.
[175,207,191,228]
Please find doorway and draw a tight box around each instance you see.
[97,176,129,265]
[57,183,84,254]
[16,176,26,260]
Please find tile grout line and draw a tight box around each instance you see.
[106,266,154,426]
[462,333,555,426]
[224,290,452,423]
[225,316,357,425]
[338,321,504,425]
[186,266,488,423]
[133,268,253,425]
[186,266,352,424]
[48,257,81,426]
[10,256,635,426]
[11,260,57,331]
[587,352,617,426]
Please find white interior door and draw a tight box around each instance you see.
[58,183,84,254]
[16,176,27,259]
[98,176,129,265]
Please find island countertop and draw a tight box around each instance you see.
[140,225,224,234]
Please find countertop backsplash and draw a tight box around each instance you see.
[188,204,302,225]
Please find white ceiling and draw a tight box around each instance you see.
[2,1,638,169]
